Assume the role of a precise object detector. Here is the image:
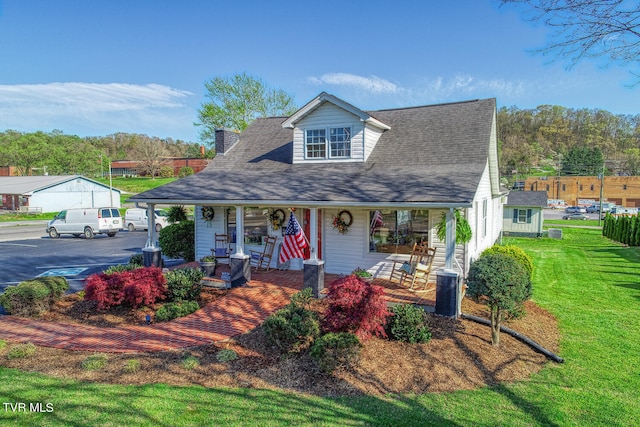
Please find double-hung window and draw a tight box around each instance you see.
[305,127,351,159]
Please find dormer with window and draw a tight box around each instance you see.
[282,92,390,164]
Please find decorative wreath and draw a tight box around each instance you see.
[269,209,286,230]
[201,206,215,222]
[332,210,353,234]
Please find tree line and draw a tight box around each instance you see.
[498,105,640,178]
[0,130,207,177]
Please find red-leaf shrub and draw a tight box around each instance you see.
[323,275,391,340]
[85,267,166,310]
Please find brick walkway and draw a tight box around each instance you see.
[0,268,434,353]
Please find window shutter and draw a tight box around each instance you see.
[513,209,518,223]
[526,209,532,224]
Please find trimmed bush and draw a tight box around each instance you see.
[467,253,532,346]
[129,254,144,266]
[159,165,174,178]
[263,289,320,353]
[178,166,194,178]
[158,220,195,261]
[310,332,362,374]
[216,349,238,362]
[165,267,204,302]
[7,343,37,359]
[84,267,167,310]
[123,359,141,373]
[387,304,432,343]
[0,340,6,350]
[181,354,200,370]
[0,280,52,317]
[323,275,390,340]
[81,353,108,371]
[481,245,534,279]
[103,263,141,274]
[155,300,200,322]
[38,276,69,302]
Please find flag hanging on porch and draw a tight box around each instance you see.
[370,210,384,235]
[279,211,308,263]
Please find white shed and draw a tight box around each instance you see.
[0,175,121,213]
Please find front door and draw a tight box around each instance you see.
[303,209,322,259]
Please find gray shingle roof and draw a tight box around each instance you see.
[131,98,496,207]
[506,191,548,207]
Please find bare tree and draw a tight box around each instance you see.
[502,0,640,82]
[131,135,170,179]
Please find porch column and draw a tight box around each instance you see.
[304,207,324,298]
[445,208,456,270]
[230,205,250,287]
[309,207,318,260]
[142,202,162,267]
[145,203,156,248]
[436,208,459,318]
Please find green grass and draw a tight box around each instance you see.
[1,227,639,426]
[545,219,602,227]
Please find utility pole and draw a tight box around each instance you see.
[598,165,605,226]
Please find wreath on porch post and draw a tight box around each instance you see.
[201,206,215,222]
[332,210,353,234]
[268,209,285,230]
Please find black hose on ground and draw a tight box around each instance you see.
[460,313,564,363]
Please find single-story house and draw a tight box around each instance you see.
[0,175,121,213]
[131,92,506,309]
[503,190,547,237]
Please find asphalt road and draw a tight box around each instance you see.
[0,221,182,294]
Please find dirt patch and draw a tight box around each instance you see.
[0,294,560,397]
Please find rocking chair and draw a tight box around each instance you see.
[211,233,231,264]
[249,236,277,271]
[390,243,428,284]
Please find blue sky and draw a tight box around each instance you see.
[0,0,637,143]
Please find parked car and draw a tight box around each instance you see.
[124,208,169,232]
[562,213,589,220]
[565,206,587,214]
[586,205,600,213]
[46,207,122,238]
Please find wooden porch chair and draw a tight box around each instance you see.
[390,243,428,284]
[405,247,437,292]
[249,236,277,271]
[211,233,231,264]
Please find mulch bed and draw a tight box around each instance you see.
[0,292,560,397]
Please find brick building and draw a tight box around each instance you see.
[523,175,640,207]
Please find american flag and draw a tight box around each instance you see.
[279,211,308,263]
[370,210,384,235]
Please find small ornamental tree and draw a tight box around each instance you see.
[466,254,532,346]
[85,267,166,310]
[323,275,391,340]
[158,220,195,262]
[481,245,534,279]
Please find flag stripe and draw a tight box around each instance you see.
[279,211,308,264]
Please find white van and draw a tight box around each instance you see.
[46,207,122,239]
[124,208,169,232]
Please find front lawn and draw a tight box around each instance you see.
[1,227,639,426]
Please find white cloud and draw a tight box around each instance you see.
[308,73,398,94]
[0,82,196,139]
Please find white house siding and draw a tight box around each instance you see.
[292,103,366,163]
[30,179,120,212]
[363,124,384,161]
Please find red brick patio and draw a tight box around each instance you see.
[0,265,434,353]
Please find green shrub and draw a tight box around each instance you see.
[129,254,144,266]
[178,166,194,178]
[387,304,432,343]
[7,343,37,359]
[310,332,362,374]
[0,340,6,350]
[165,268,204,302]
[158,220,195,261]
[166,205,188,223]
[0,281,51,317]
[181,354,199,370]
[263,291,320,353]
[38,276,69,301]
[123,359,141,373]
[155,300,200,322]
[216,349,238,362]
[81,354,108,371]
[159,165,174,178]
[481,245,534,279]
[103,263,140,274]
[467,253,532,346]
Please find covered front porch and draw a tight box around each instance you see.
[200,263,437,311]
